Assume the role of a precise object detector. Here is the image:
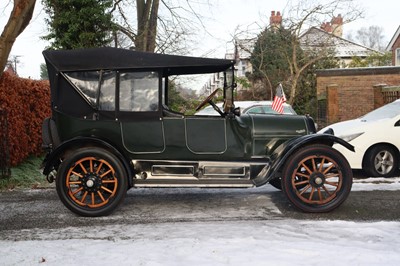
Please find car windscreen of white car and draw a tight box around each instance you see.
[360,100,400,122]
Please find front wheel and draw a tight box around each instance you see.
[56,147,128,216]
[281,145,352,213]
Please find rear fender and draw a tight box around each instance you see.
[42,137,133,187]
[253,134,354,186]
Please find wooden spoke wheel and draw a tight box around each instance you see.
[56,147,127,216]
[281,145,352,213]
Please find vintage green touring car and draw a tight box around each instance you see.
[41,47,354,216]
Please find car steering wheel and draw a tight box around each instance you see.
[195,89,220,111]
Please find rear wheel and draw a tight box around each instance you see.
[363,145,399,177]
[281,145,352,213]
[56,147,128,216]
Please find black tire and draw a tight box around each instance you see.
[56,147,128,217]
[363,145,399,177]
[269,178,282,190]
[281,145,352,213]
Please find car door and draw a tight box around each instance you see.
[119,71,165,154]
[185,116,227,154]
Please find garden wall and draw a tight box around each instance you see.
[316,66,400,128]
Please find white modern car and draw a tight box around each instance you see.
[319,99,400,177]
[195,101,297,116]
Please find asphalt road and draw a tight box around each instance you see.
[0,178,399,240]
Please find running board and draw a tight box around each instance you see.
[131,159,268,188]
[133,179,254,188]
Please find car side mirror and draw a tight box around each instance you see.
[233,107,241,117]
[395,120,400,127]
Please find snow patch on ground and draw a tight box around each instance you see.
[1,220,400,265]
[352,177,400,191]
[2,177,400,265]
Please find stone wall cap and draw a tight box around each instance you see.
[316,66,400,77]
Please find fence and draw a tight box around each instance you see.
[0,109,10,179]
[382,86,400,104]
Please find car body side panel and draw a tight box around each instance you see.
[121,120,165,154]
[185,117,227,154]
[237,114,311,156]
[48,111,314,175]
[332,116,400,169]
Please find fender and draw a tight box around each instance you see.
[253,133,354,186]
[42,137,133,186]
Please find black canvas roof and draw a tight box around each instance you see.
[43,47,234,75]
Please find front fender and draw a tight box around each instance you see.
[42,137,133,184]
[253,133,354,186]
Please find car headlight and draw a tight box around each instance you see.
[339,132,364,142]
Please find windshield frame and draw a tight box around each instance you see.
[223,67,235,113]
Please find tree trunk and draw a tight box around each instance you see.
[135,0,160,52]
[0,0,36,77]
[146,0,159,52]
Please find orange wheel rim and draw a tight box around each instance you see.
[291,155,343,205]
[66,157,118,208]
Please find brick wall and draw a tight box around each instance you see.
[316,67,400,127]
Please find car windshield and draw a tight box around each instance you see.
[360,100,400,121]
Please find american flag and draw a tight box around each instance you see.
[271,84,287,114]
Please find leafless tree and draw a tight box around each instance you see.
[234,0,363,105]
[355,26,385,51]
[0,0,36,77]
[280,0,363,104]
[111,0,210,53]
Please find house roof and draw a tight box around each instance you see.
[300,27,382,58]
[386,25,400,51]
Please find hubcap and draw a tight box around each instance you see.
[82,172,102,192]
[86,179,94,187]
[310,172,326,188]
[375,151,394,175]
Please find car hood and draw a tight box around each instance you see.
[318,118,388,137]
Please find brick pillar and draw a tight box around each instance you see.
[373,84,386,108]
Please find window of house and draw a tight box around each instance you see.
[396,48,400,66]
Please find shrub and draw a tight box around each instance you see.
[0,72,50,166]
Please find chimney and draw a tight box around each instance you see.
[320,15,343,37]
[270,11,282,29]
[320,22,332,33]
[331,14,343,37]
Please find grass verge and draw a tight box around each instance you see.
[0,156,51,190]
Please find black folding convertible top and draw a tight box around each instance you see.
[43,47,234,75]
